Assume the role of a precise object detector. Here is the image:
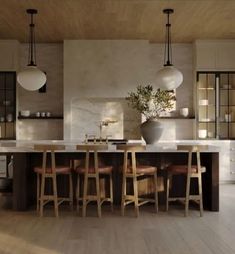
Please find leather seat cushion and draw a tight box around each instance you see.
[167,165,206,174]
[34,166,71,174]
[126,165,157,174]
[75,166,112,174]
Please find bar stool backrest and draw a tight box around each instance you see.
[34,144,66,174]
[177,145,208,173]
[76,144,108,174]
[116,145,146,175]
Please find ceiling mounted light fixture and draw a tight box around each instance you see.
[17,9,46,91]
[155,8,183,90]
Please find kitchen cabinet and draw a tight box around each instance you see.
[0,40,19,71]
[0,72,16,140]
[195,40,235,71]
[196,71,235,140]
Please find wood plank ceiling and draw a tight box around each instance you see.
[0,0,235,43]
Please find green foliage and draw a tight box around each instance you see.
[126,85,176,120]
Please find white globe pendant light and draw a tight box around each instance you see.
[156,9,183,90]
[17,9,46,91]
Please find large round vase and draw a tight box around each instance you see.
[140,119,163,144]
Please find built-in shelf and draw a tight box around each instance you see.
[199,104,215,106]
[0,122,15,124]
[159,116,195,119]
[198,121,216,123]
[220,121,235,123]
[220,88,235,91]
[220,105,235,106]
[198,87,215,90]
[18,116,63,120]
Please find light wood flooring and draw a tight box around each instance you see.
[0,184,235,254]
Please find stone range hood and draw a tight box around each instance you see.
[71,97,141,141]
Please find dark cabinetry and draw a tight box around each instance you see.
[197,71,235,139]
[0,72,16,140]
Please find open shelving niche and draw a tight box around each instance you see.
[18,115,63,120]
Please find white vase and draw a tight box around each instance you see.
[140,119,163,144]
[179,108,189,117]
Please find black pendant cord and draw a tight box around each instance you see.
[163,9,173,67]
[27,9,37,66]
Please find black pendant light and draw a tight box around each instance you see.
[155,9,183,90]
[17,9,46,91]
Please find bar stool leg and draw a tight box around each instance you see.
[166,173,171,211]
[121,173,126,216]
[52,175,59,217]
[185,174,191,217]
[82,174,88,217]
[36,173,40,212]
[40,175,46,217]
[153,172,158,213]
[133,176,139,217]
[110,173,114,212]
[76,174,80,212]
[198,173,203,217]
[69,173,73,210]
[96,174,102,218]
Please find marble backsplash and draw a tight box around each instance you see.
[71,98,141,140]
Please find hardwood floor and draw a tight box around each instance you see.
[0,184,235,254]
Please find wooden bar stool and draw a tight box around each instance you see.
[117,144,158,217]
[34,144,73,217]
[75,144,113,217]
[166,145,208,217]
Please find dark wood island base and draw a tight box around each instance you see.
[11,151,219,212]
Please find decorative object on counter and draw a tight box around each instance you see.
[126,85,176,144]
[179,107,189,117]
[155,9,183,90]
[17,9,46,91]
[0,116,4,122]
[46,112,51,117]
[20,110,30,117]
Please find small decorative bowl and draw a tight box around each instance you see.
[20,110,30,117]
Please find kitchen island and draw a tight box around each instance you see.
[0,140,219,211]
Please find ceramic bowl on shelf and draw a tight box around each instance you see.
[3,100,11,106]
[35,112,40,117]
[198,129,207,138]
[179,108,189,117]
[199,99,208,106]
[20,110,30,117]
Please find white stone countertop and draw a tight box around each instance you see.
[0,140,221,153]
